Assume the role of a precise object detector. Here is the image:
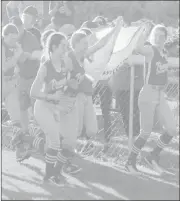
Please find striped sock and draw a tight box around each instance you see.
[128,136,147,163]
[150,132,173,158]
[33,137,45,154]
[54,151,68,177]
[45,148,58,179]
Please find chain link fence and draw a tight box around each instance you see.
[76,60,179,169]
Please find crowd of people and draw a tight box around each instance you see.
[2,1,179,186]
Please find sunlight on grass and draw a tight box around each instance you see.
[65,175,90,189]
[86,191,103,200]
[88,182,129,200]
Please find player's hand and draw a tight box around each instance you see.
[115,16,124,27]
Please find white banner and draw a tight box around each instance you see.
[84,25,146,82]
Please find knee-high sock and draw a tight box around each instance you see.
[128,135,147,163]
[150,132,173,158]
[45,148,58,178]
[33,136,45,154]
[54,150,68,177]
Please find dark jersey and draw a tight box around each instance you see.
[145,46,168,86]
[2,39,16,76]
[68,52,93,95]
[27,27,41,44]
[44,60,68,94]
[18,30,41,79]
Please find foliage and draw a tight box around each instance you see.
[72,1,179,27]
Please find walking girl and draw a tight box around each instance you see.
[30,32,78,185]
[126,24,177,174]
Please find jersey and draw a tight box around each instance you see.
[18,30,41,80]
[2,39,16,77]
[68,52,93,96]
[145,45,168,86]
[44,60,68,94]
[43,59,76,116]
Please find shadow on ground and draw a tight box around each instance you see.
[2,150,179,200]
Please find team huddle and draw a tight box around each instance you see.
[2,3,178,186]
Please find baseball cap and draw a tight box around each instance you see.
[23,6,38,18]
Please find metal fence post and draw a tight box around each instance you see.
[128,65,135,153]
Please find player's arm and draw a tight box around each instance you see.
[30,65,59,101]
[30,64,47,100]
[85,16,123,57]
[49,1,59,17]
[135,22,154,61]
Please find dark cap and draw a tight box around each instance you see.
[23,6,38,18]
[80,21,99,29]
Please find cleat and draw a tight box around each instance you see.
[144,155,164,175]
[49,176,66,187]
[125,160,140,175]
[62,163,82,175]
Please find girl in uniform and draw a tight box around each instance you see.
[126,24,177,174]
[30,32,78,185]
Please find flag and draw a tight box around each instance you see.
[84,24,146,82]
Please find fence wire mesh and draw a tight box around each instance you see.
[76,64,179,168]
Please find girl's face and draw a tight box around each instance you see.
[154,29,167,47]
[53,38,69,58]
[4,33,18,47]
[21,13,33,28]
[74,37,88,55]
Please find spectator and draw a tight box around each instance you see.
[44,12,64,32]
[6,1,20,19]
[10,16,41,160]
[21,6,41,43]
[2,1,9,26]
[49,1,75,26]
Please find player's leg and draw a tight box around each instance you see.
[125,85,158,173]
[144,92,178,173]
[34,100,62,184]
[59,102,82,175]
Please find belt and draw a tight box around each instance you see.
[150,85,164,91]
